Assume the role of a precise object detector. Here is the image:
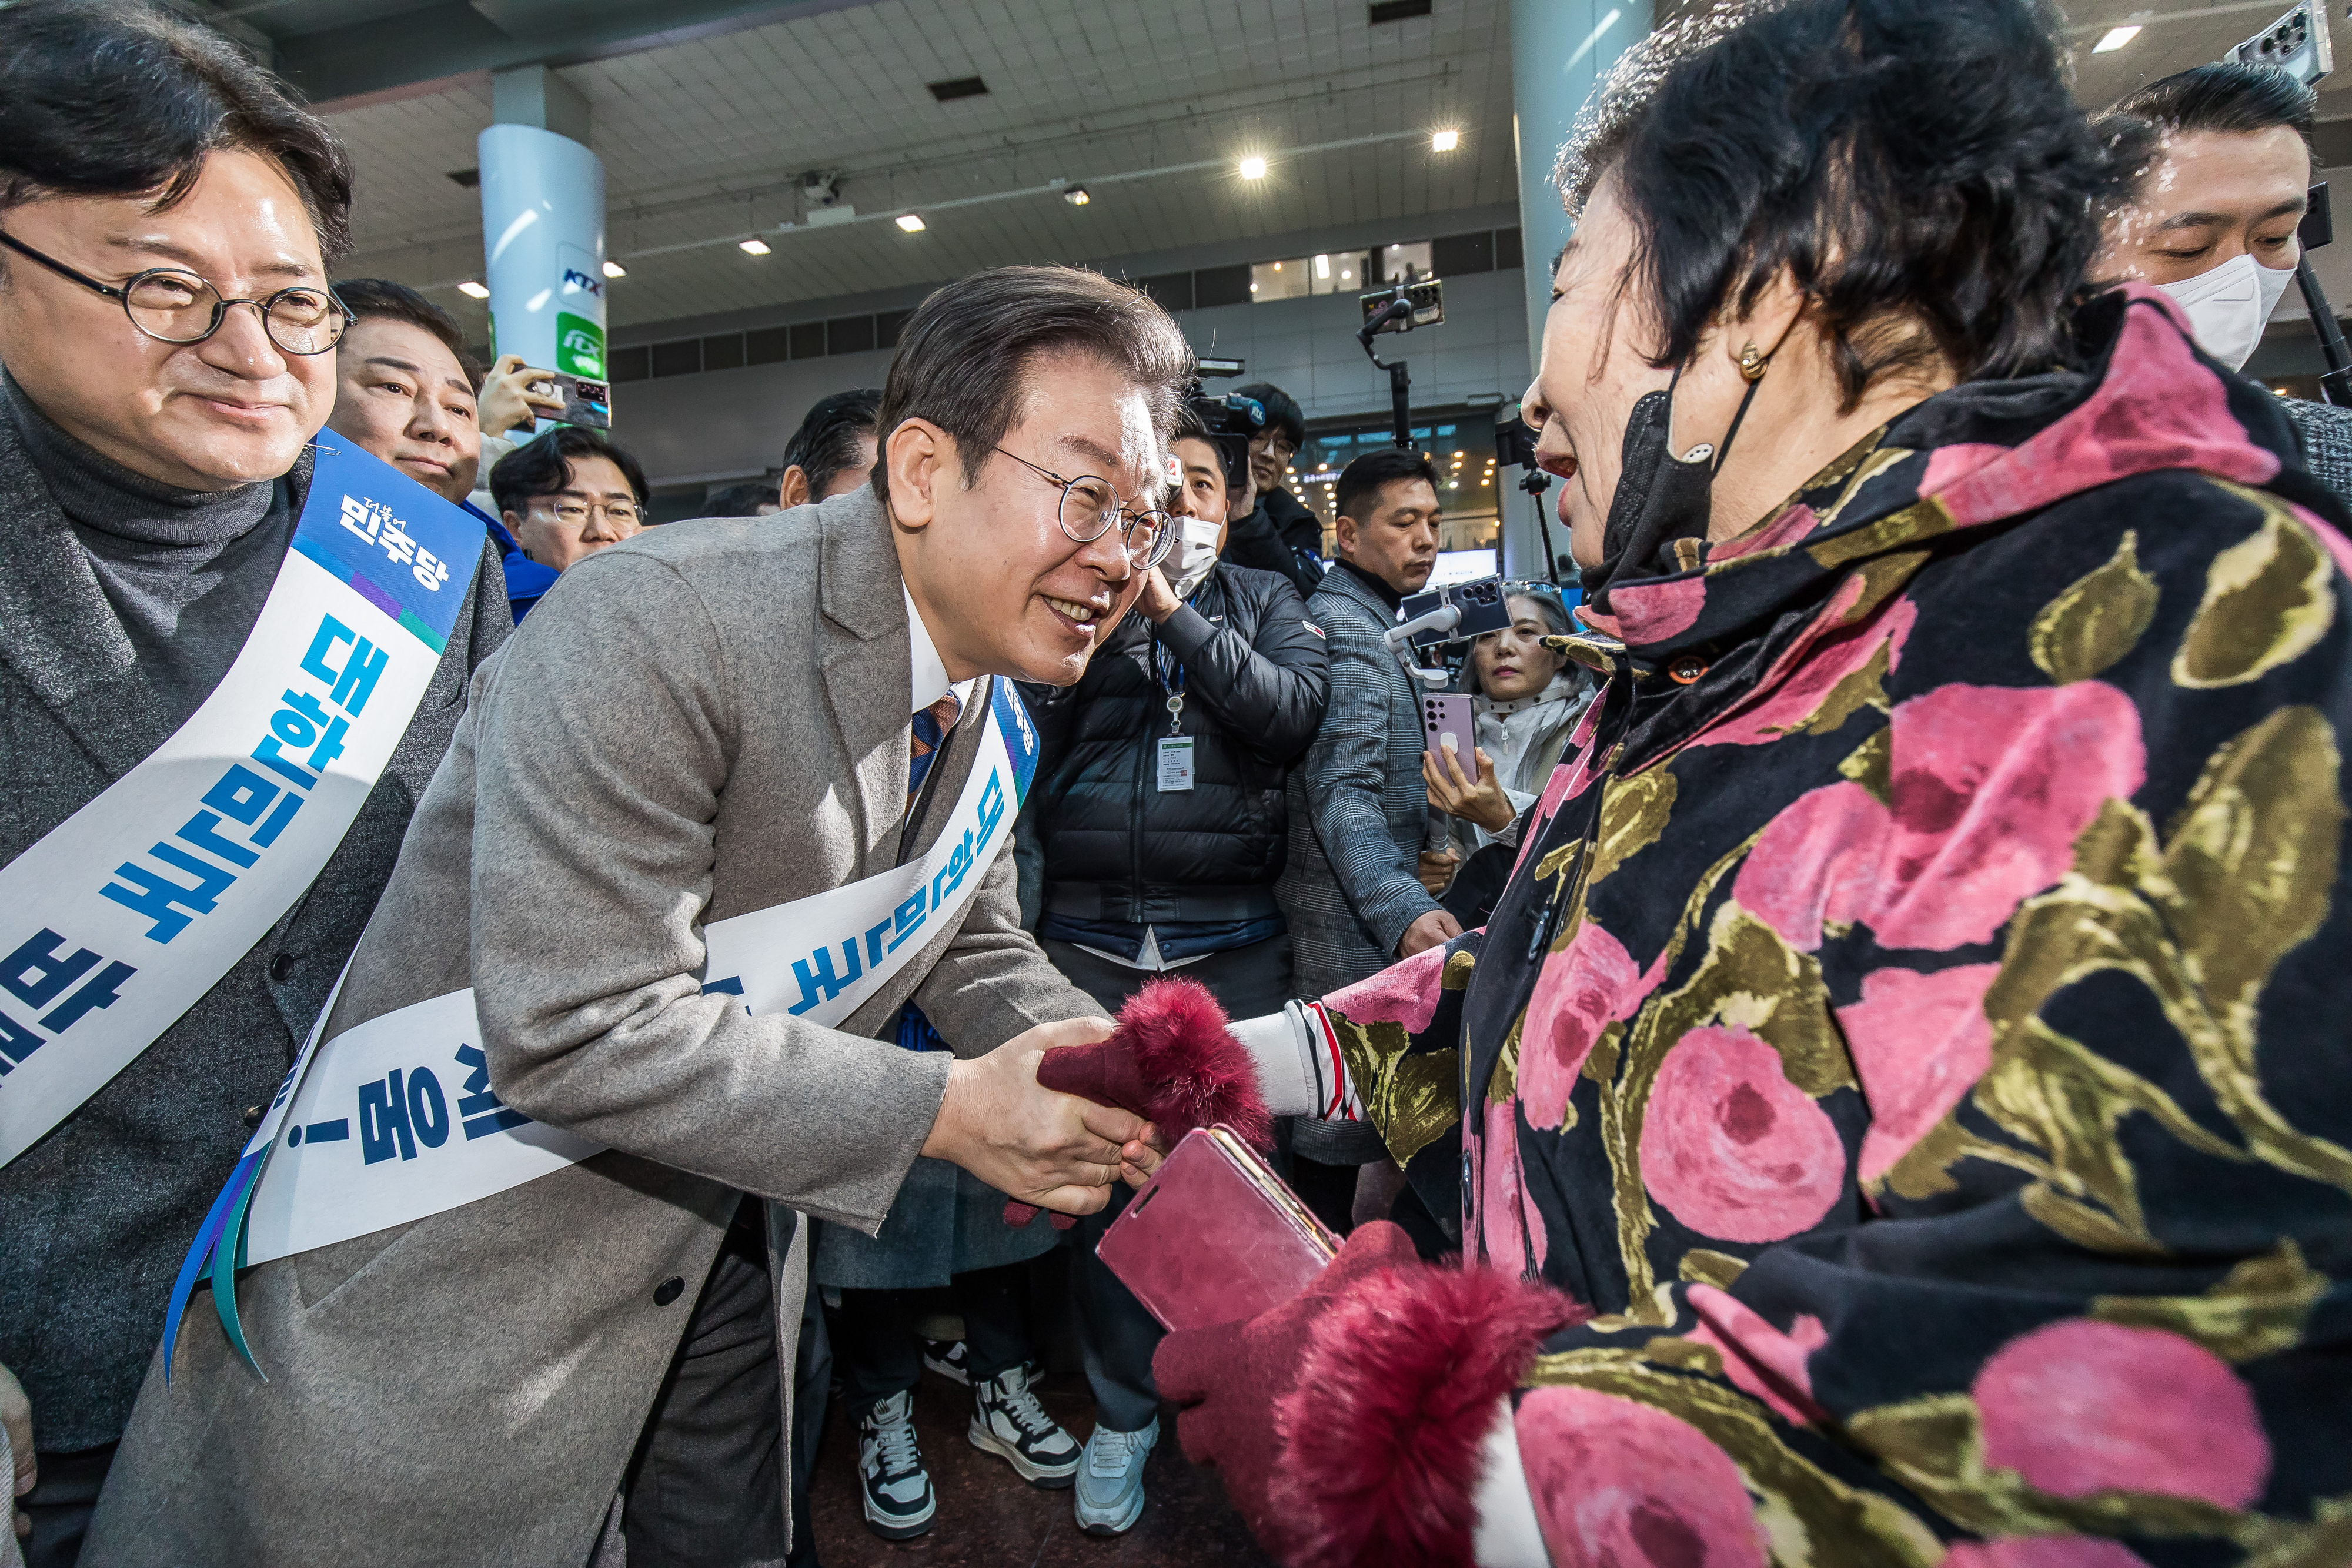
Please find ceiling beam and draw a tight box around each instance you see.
[286,0,876,113]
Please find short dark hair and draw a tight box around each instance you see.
[490,427,651,520]
[0,0,354,260]
[703,482,780,517]
[873,266,1193,500]
[1171,405,1211,443]
[782,388,881,499]
[333,278,480,391]
[2107,63,2317,153]
[1232,381,1305,449]
[1556,0,2139,411]
[1335,448,1436,524]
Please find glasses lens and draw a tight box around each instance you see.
[1125,509,1173,569]
[264,287,346,355]
[123,271,221,344]
[1058,476,1119,543]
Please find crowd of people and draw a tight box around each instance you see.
[1,0,2348,1564]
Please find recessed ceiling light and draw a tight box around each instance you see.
[602,260,626,279]
[2093,24,2140,51]
[896,213,926,232]
[1063,186,1091,206]
[456,280,489,299]
[1238,155,1268,180]
[739,238,772,255]
[1431,129,1459,152]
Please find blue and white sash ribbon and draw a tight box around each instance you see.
[0,442,483,1169]
[165,675,1041,1376]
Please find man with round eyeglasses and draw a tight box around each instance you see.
[0,4,512,1562]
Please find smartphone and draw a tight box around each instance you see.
[527,371,612,430]
[1422,693,1475,771]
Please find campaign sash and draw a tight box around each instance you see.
[0,442,483,1168]
[165,674,1041,1377]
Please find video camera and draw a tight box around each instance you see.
[1394,574,1512,651]
[1184,389,1267,494]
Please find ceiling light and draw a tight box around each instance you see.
[1250,282,1259,292]
[602,260,627,279]
[739,238,771,255]
[456,280,489,299]
[896,213,926,232]
[1238,155,1268,180]
[1431,129,1460,152]
[1315,254,1331,279]
[1063,186,1091,206]
[2092,24,2140,51]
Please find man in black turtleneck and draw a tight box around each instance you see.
[1271,446,1454,1234]
[0,7,508,1561]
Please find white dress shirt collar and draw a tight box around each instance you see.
[904,584,974,717]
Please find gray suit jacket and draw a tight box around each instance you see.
[85,486,1096,1566]
[0,409,510,1452]
[1277,563,1439,998]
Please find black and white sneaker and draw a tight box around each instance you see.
[858,1390,936,1539]
[967,1362,1081,1487]
[921,1336,970,1385]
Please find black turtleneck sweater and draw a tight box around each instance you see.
[1333,555,1405,611]
[0,372,297,729]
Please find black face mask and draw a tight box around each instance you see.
[1583,363,1765,614]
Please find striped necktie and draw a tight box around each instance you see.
[906,689,964,811]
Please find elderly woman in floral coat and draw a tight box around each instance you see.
[1060,1,2352,1563]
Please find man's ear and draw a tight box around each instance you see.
[501,508,526,532]
[777,466,811,509]
[1333,514,1359,561]
[883,417,950,531]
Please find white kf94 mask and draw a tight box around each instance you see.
[2157,250,2297,372]
[1164,517,1223,598]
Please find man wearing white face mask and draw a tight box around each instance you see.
[2096,63,2352,493]
[1021,403,1328,1535]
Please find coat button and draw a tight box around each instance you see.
[1667,654,1708,685]
[269,954,296,983]
[243,1105,265,1129]
[654,1276,685,1306]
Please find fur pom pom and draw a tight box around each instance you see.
[1269,1264,1585,1568]
[1114,977,1273,1148]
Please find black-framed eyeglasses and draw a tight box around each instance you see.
[0,230,348,356]
[994,446,1174,570]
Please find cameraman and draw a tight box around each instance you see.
[1217,380,1324,595]
[1025,403,1327,1537]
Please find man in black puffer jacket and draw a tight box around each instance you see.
[1022,406,1327,1536]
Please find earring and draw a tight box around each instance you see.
[1738,341,1768,382]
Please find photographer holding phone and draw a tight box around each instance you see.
[1422,584,1587,852]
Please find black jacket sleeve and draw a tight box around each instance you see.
[1154,571,1329,767]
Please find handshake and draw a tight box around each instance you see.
[918,979,1274,1226]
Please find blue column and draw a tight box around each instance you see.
[1501,0,1649,580]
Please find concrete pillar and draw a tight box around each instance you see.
[477,66,606,401]
[1502,0,1648,580]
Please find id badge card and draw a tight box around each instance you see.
[1156,736,1196,792]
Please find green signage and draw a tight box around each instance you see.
[556,312,605,378]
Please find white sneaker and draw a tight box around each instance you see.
[967,1362,1081,1487]
[921,1336,970,1385]
[857,1390,935,1539]
[1074,1417,1158,1536]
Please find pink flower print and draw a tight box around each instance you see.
[1838,963,2001,1186]
[1513,758,1589,881]
[1694,587,1916,751]
[1519,921,1662,1131]
[1938,1540,2153,1568]
[1610,574,1708,645]
[1974,1319,2271,1509]
[1681,1283,1828,1427]
[1480,1098,1548,1276]
[1639,1025,1846,1244]
[1735,682,2146,952]
[1928,289,2280,527]
[1324,940,1451,1035]
[1709,502,1822,564]
[1516,1385,1769,1568]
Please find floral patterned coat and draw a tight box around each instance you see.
[1311,289,2352,1565]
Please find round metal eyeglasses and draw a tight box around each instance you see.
[0,230,349,356]
[994,446,1175,571]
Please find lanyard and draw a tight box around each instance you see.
[1151,611,1193,736]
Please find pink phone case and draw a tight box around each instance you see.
[1422,692,1474,767]
[1095,1128,1338,1332]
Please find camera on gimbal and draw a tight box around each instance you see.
[1184,388,1267,494]
[1396,575,1512,650]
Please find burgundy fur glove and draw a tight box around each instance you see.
[1154,1221,1583,1568]
[1005,978,1274,1228]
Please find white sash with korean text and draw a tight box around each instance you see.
[228,674,1041,1270]
[0,442,483,1167]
